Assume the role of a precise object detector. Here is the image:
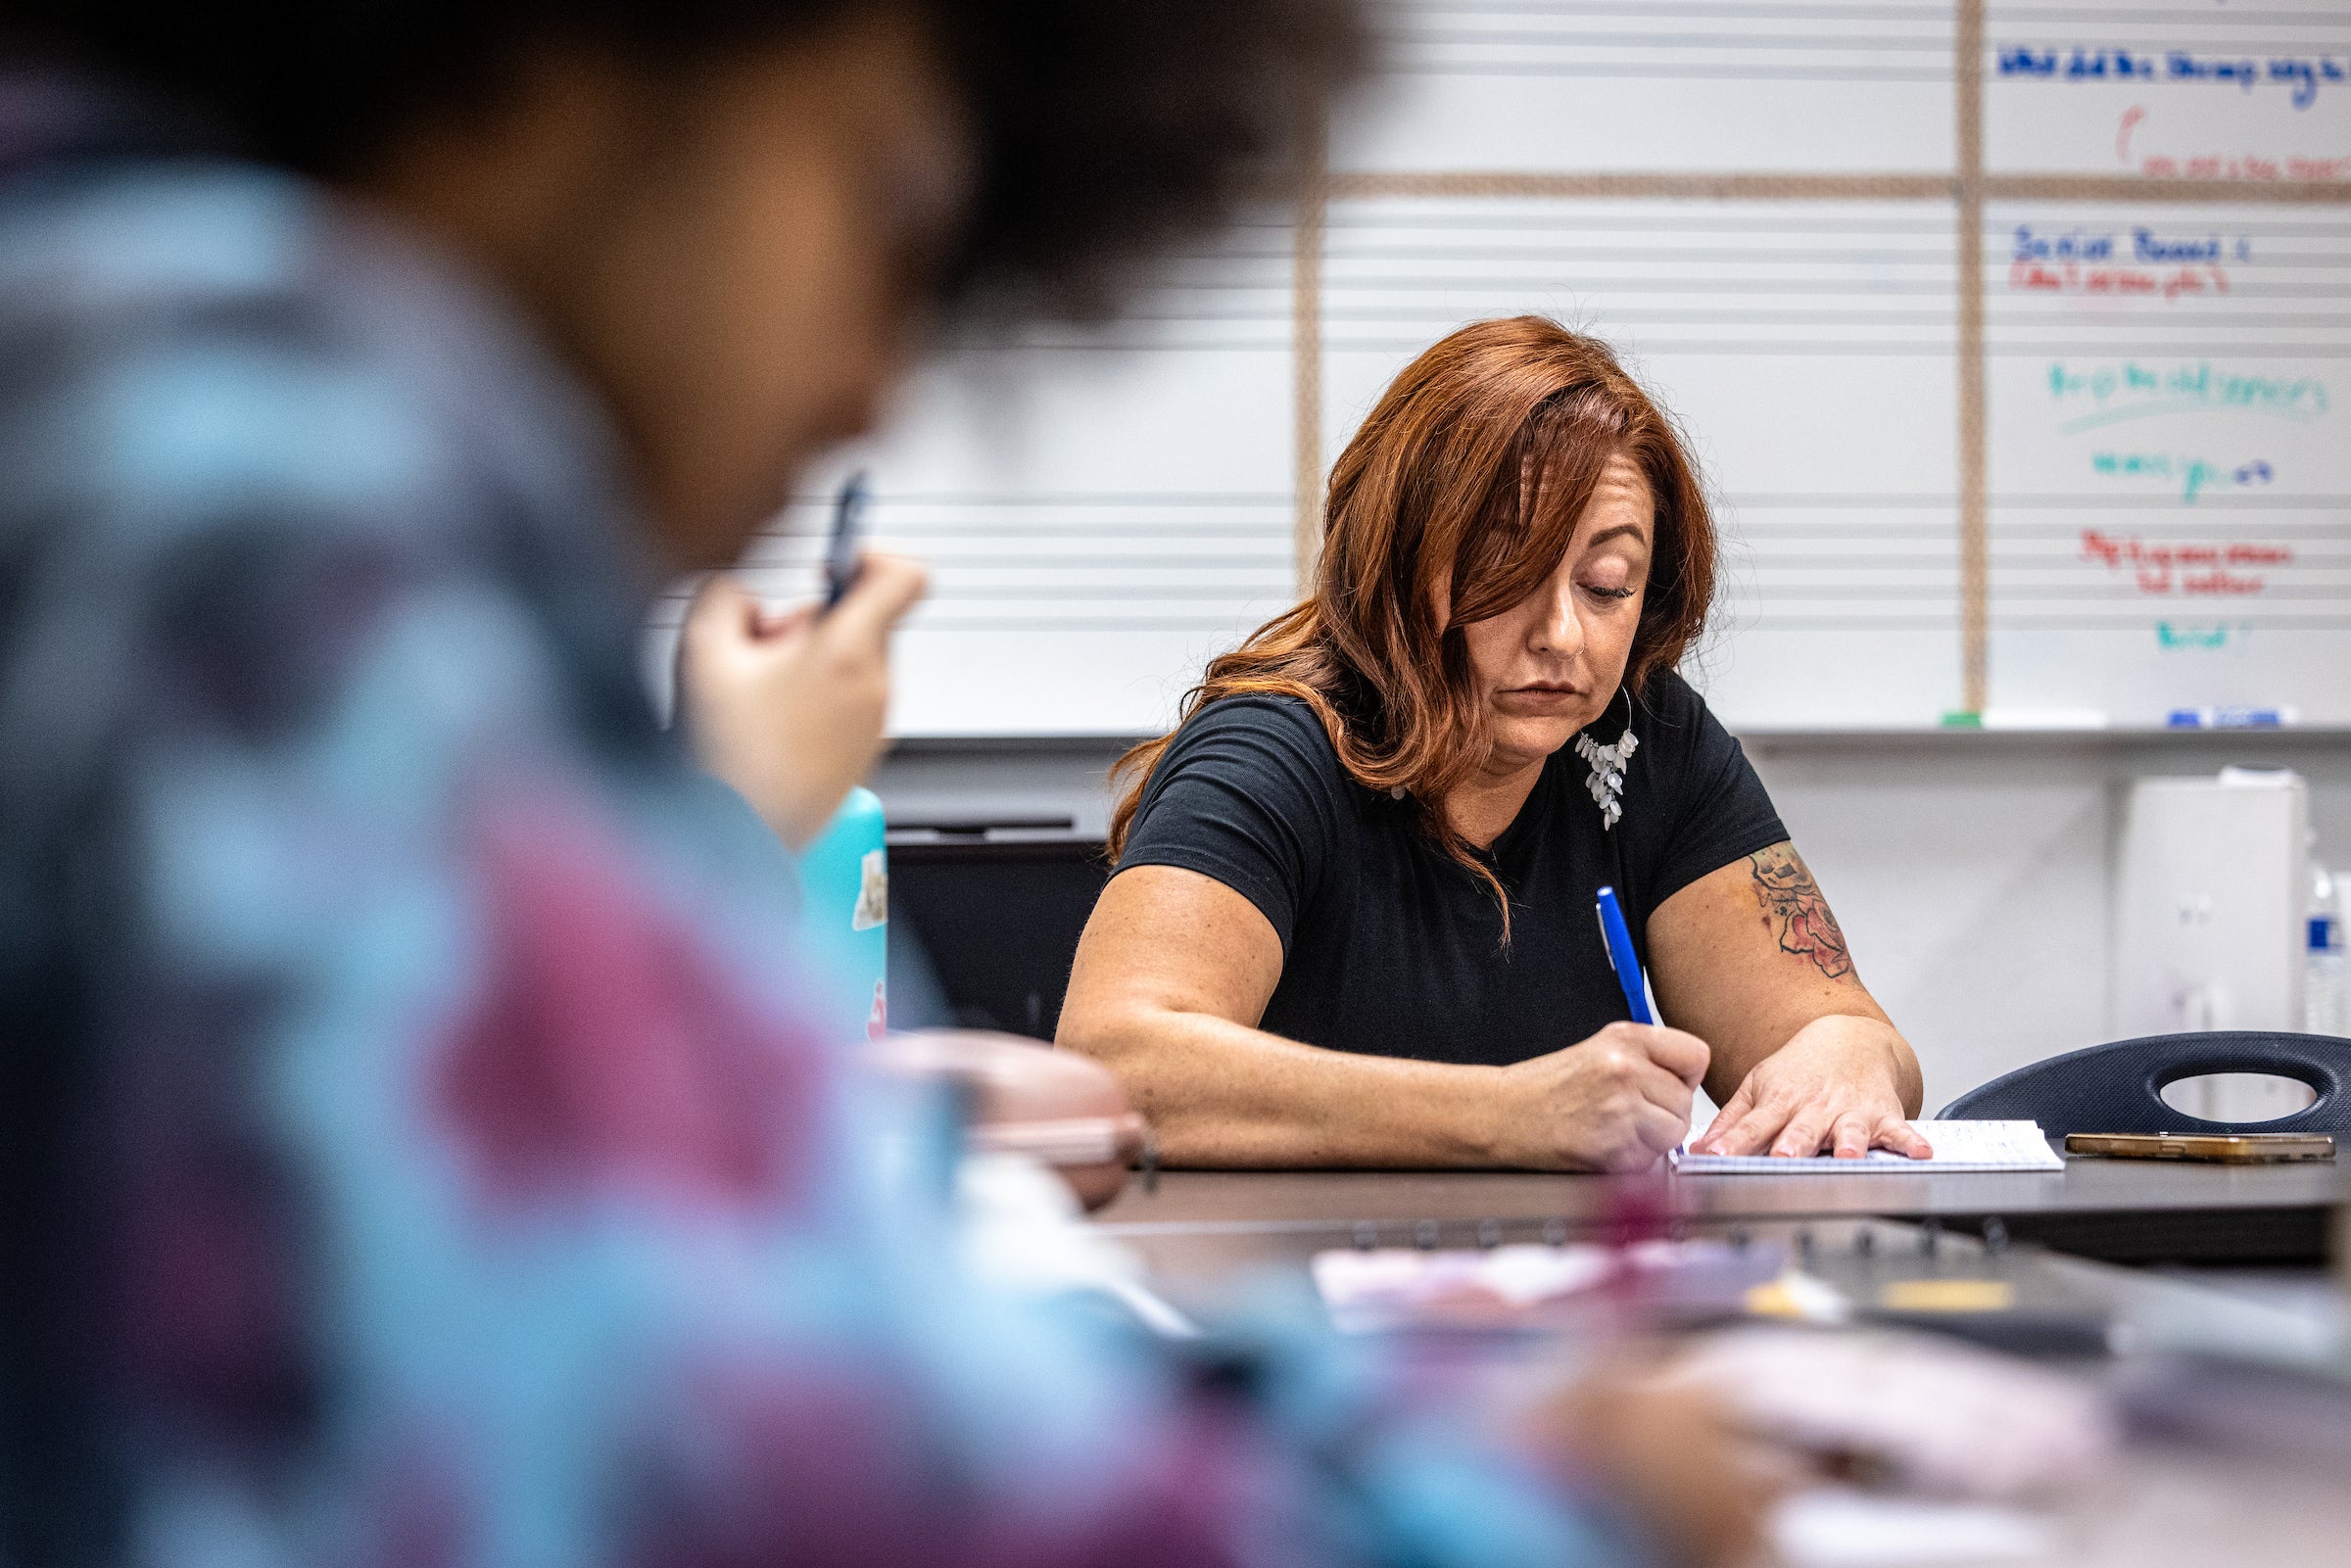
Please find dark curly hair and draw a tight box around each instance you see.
[0,0,1366,317]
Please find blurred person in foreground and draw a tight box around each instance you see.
[0,3,1778,1565]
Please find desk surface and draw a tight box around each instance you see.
[1099,1157,2351,1264]
[1090,1200,2351,1568]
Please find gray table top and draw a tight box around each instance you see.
[1085,1203,2351,1568]
[1100,1157,2351,1228]
[1097,1157,2351,1263]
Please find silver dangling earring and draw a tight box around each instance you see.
[1571,690,1638,832]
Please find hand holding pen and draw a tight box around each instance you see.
[677,471,925,849]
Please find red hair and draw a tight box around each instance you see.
[1108,316,1717,925]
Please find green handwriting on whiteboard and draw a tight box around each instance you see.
[2049,361,2329,435]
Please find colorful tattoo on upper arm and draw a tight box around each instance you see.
[1748,844,1854,980]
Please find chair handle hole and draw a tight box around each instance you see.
[2157,1071,2320,1123]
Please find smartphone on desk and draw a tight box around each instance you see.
[2064,1131,2336,1164]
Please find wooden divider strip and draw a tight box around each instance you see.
[1956,0,1989,714]
[1326,170,1956,201]
[1293,122,1329,591]
[1987,174,2351,204]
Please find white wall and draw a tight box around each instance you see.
[1748,735,2351,1112]
[871,733,2351,1113]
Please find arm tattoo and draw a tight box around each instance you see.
[1748,844,1854,981]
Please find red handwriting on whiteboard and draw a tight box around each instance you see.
[2138,152,2351,180]
[2009,260,2230,299]
[2119,106,2146,163]
[2079,529,2289,595]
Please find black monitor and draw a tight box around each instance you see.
[885,825,1112,1041]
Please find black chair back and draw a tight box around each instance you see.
[1937,1030,2351,1137]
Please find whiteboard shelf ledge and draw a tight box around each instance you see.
[1733,725,2351,749]
[882,727,2351,756]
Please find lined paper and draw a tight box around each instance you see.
[1671,1119,2066,1173]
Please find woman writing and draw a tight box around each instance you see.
[1059,316,1926,1170]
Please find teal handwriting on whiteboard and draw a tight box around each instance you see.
[2156,622,2252,653]
[2048,360,2330,435]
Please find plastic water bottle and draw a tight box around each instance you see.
[796,785,889,1045]
[2308,860,2344,1036]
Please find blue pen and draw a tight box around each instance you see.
[1594,885,1653,1024]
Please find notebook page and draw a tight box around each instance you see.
[1670,1120,2063,1175]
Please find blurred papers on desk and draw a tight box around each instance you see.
[1312,1239,1786,1334]
[1770,1489,2055,1568]
[1671,1120,2065,1174]
[1676,1327,2117,1503]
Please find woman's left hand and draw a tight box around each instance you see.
[1688,1015,1931,1159]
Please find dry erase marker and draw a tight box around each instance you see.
[823,470,870,609]
[1594,885,1653,1024]
[2165,705,2294,730]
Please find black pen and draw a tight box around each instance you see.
[824,470,870,609]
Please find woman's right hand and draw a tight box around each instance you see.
[1490,1022,1710,1171]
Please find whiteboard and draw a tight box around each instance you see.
[1332,0,1955,172]
[681,0,2351,736]
[660,214,1300,736]
[1987,0,2351,178]
[1987,201,2351,719]
[1320,195,1963,728]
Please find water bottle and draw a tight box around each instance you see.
[796,785,889,1045]
[2308,860,2344,1036]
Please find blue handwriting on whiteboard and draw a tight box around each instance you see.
[2012,225,2246,264]
[2133,229,2225,263]
[2090,451,2276,502]
[2013,225,2113,262]
[1998,45,2345,108]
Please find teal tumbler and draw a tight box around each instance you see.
[795,785,888,1044]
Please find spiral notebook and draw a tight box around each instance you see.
[1670,1120,2064,1174]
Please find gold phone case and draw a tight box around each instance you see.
[2064,1132,2336,1164]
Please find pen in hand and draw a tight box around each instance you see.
[1594,884,1655,1025]
[824,470,870,609]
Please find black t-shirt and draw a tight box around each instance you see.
[1116,673,1788,1067]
